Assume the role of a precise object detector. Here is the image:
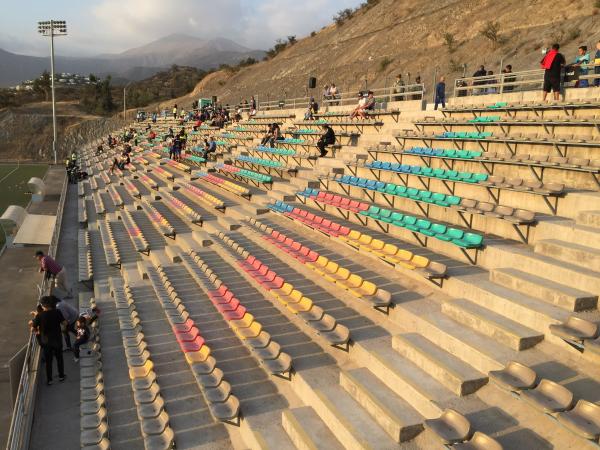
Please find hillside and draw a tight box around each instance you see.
[186,0,600,105]
[0,34,264,87]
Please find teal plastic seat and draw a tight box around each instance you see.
[433,168,447,179]
[421,167,434,176]
[416,219,432,231]
[456,150,471,159]
[444,149,457,158]
[407,188,420,199]
[442,228,464,243]
[394,186,408,196]
[453,232,484,248]
[364,205,380,217]
[458,172,473,182]
[431,223,447,236]
[431,192,447,206]
[419,191,434,202]
[447,170,460,181]
[472,173,488,183]
[446,196,462,206]
[391,212,404,225]
[385,184,397,195]
[379,209,393,223]
[403,215,418,231]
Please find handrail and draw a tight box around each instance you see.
[453,63,600,97]
[5,167,69,450]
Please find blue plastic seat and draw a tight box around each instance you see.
[381,162,392,170]
[390,163,401,171]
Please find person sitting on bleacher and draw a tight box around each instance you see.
[573,45,590,88]
[110,151,130,173]
[148,129,156,141]
[317,124,336,157]
[249,96,257,117]
[260,123,283,147]
[202,137,217,160]
[350,91,375,119]
[329,83,340,105]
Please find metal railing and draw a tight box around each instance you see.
[5,169,68,450]
[454,63,600,97]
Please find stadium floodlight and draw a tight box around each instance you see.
[37,20,68,165]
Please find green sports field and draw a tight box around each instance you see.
[0,164,49,248]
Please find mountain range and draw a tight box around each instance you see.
[0,34,265,87]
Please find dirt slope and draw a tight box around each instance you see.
[183,0,600,105]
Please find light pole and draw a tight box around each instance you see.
[38,20,67,165]
[123,81,132,120]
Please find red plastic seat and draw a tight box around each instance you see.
[324,193,334,201]
[224,306,247,321]
[330,223,341,232]
[257,270,277,284]
[210,291,235,304]
[216,297,241,312]
[299,210,308,217]
[175,327,200,343]
[291,242,302,252]
[321,219,332,228]
[340,198,351,207]
[306,213,316,221]
[180,335,205,352]
[338,226,351,235]
[263,276,284,290]
[292,208,302,215]
[172,319,196,334]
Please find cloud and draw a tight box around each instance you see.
[0,0,364,56]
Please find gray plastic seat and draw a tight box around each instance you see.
[81,383,104,402]
[320,322,350,346]
[144,426,175,450]
[81,395,106,416]
[489,361,537,392]
[134,382,161,405]
[453,432,503,450]
[557,400,600,442]
[139,396,165,419]
[204,380,232,403]
[209,395,241,422]
[141,410,170,436]
[80,422,108,446]
[549,316,600,343]
[80,406,107,430]
[424,409,473,444]
[263,351,293,375]
[521,379,574,415]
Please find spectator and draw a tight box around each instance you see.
[456,78,468,97]
[541,43,566,101]
[573,45,590,88]
[472,65,487,95]
[172,104,178,120]
[55,298,78,351]
[31,295,66,385]
[434,76,446,110]
[202,137,217,160]
[152,111,157,123]
[317,124,335,157]
[148,130,156,140]
[145,123,151,132]
[110,152,130,173]
[260,123,278,147]
[249,96,257,117]
[35,251,72,298]
[594,41,600,87]
[486,71,497,94]
[502,65,515,92]
[393,74,405,101]
[309,97,319,115]
[329,83,339,105]
[412,76,424,100]
[322,84,331,101]
[349,92,366,119]
[72,316,90,362]
[351,91,375,119]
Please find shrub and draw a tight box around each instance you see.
[567,27,581,41]
[265,39,288,59]
[449,59,465,73]
[378,57,393,72]
[310,31,317,37]
[334,8,354,25]
[443,32,457,53]
[480,21,501,44]
[287,35,297,45]
[596,0,600,7]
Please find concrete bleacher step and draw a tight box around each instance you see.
[576,210,600,229]
[266,189,297,202]
[537,219,600,251]
[441,298,544,351]
[271,182,300,196]
[312,384,399,449]
[391,333,488,396]
[534,239,600,273]
[490,267,598,312]
[396,299,510,374]
[449,272,573,339]
[339,368,424,442]
[216,216,240,231]
[281,407,344,450]
[491,244,600,295]
[359,342,450,418]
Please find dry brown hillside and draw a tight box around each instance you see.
[173,0,600,106]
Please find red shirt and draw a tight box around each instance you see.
[40,255,62,275]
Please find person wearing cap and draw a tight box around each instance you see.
[35,250,72,298]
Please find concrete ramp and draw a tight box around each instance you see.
[1,204,55,245]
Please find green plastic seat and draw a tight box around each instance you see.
[379,209,393,223]
[394,186,408,196]
[456,150,471,159]
[458,172,473,182]
[407,188,420,199]
[472,173,489,183]
[365,206,380,217]
[446,196,461,206]
[419,191,434,202]
[433,168,447,179]
[416,219,432,230]
[385,184,398,195]
[403,215,419,231]
[447,170,461,181]
[421,167,434,176]
[443,149,457,158]
[442,228,464,243]
[431,192,447,206]
[431,223,447,236]
[453,232,484,248]
[391,212,404,225]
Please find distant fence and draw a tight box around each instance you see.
[5,170,68,450]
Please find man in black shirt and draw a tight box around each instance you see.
[541,43,566,101]
[317,124,336,157]
[32,296,67,384]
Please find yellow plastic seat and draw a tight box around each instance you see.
[235,321,262,339]
[369,239,385,251]
[339,230,361,243]
[184,345,211,364]
[129,360,154,380]
[273,282,294,302]
[357,234,373,247]
[329,267,351,284]
[231,313,254,329]
[286,289,304,305]
[286,296,314,314]
[374,243,397,258]
[346,274,364,289]
[321,261,340,278]
[411,255,429,269]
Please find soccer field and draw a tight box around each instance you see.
[0,164,49,247]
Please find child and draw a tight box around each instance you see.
[73,316,90,362]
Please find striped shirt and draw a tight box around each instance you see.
[40,256,62,275]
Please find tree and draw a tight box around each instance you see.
[88,73,97,83]
[32,71,51,101]
[100,76,114,113]
[287,35,297,45]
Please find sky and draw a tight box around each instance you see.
[0,0,364,56]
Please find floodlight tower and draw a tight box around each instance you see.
[37,20,67,165]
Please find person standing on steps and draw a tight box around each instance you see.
[434,76,446,110]
[32,296,67,385]
[55,297,79,352]
[541,43,565,101]
[36,250,73,298]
